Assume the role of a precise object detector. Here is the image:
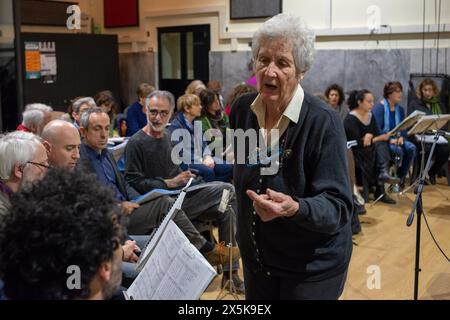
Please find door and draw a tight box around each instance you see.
[158,25,210,99]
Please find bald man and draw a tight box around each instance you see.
[42,120,81,170]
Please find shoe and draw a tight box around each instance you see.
[376,193,396,204]
[204,242,240,266]
[399,177,406,191]
[429,175,437,185]
[378,172,400,185]
[355,203,366,215]
[221,271,245,295]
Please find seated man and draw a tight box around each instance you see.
[124,90,244,292]
[41,120,81,170]
[78,107,235,268]
[0,169,126,300]
[0,132,49,219]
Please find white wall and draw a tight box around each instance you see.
[0,0,14,45]
[20,0,450,52]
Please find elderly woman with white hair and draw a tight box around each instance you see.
[230,14,353,299]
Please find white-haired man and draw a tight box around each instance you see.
[25,103,53,126]
[16,103,53,135]
[0,132,49,218]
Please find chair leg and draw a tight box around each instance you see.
[445,161,450,186]
[362,176,370,203]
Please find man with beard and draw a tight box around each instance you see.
[41,120,81,170]
[0,169,126,300]
[78,108,236,269]
[124,90,243,293]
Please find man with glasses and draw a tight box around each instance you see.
[0,169,126,300]
[124,90,244,293]
[0,131,49,219]
[78,108,237,270]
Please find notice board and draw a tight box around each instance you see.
[21,33,121,111]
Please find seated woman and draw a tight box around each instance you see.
[408,78,450,184]
[373,81,417,189]
[199,89,234,169]
[95,90,119,137]
[344,89,399,204]
[325,83,349,121]
[168,93,232,183]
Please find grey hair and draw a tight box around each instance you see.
[6,131,43,144]
[25,103,53,113]
[145,90,175,111]
[72,97,96,114]
[22,109,45,129]
[252,13,315,75]
[79,107,106,130]
[0,132,42,181]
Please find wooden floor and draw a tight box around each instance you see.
[201,178,450,300]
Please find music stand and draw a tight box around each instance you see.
[401,114,450,195]
[216,190,240,300]
[405,115,450,300]
[371,111,425,206]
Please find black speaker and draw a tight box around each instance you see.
[408,73,450,130]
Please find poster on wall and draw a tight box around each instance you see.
[25,42,41,79]
[39,42,57,84]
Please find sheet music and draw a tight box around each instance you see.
[126,220,217,300]
[347,140,357,149]
[135,178,195,271]
[408,114,450,136]
[131,183,211,205]
[387,110,425,135]
[131,188,180,205]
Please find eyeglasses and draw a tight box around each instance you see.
[148,109,170,118]
[26,161,51,170]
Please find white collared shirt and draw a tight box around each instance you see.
[250,84,304,148]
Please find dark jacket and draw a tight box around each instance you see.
[78,143,140,201]
[126,101,147,137]
[230,92,353,281]
[408,98,434,116]
[167,112,211,163]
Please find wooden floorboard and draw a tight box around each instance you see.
[201,178,450,300]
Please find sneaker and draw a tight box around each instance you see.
[204,242,240,266]
[221,271,245,294]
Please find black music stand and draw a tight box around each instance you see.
[406,114,450,300]
[371,111,425,205]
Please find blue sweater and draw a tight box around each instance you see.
[126,101,147,137]
[167,112,211,164]
[372,102,407,138]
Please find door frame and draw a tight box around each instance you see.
[157,24,210,98]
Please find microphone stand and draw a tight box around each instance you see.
[406,129,443,300]
[217,190,239,300]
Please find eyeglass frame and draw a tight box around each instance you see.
[147,109,170,118]
[26,161,52,170]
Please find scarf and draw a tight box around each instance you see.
[422,96,442,115]
[383,99,402,134]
